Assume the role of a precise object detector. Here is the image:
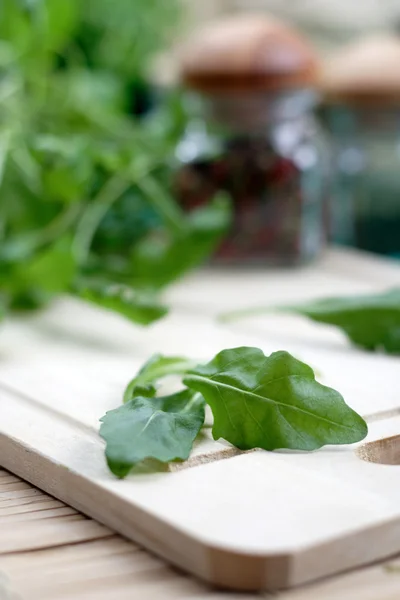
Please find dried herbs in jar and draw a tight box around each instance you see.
[174,16,328,265]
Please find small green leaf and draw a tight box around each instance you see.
[279,289,400,354]
[0,297,7,321]
[33,134,92,204]
[8,240,76,310]
[129,383,157,399]
[100,390,205,478]
[123,354,197,403]
[130,194,231,290]
[184,347,367,452]
[77,283,167,325]
[23,241,76,293]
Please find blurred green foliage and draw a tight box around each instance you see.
[0,0,230,325]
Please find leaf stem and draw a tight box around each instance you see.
[0,203,81,262]
[0,130,11,240]
[40,203,82,246]
[218,306,273,323]
[182,391,204,413]
[73,176,129,265]
[137,175,186,235]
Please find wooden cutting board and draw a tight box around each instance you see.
[1,248,400,592]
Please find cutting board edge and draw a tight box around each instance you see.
[0,431,291,591]
[2,431,400,591]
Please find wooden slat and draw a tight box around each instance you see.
[2,468,400,599]
[0,473,261,600]
[1,487,45,501]
[1,495,62,509]
[1,498,68,515]
[0,518,113,554]
[0,506,78,524]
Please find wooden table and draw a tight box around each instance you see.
[2,466,400,600]
[2,248,400,599]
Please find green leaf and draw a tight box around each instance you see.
[0,297,7,322]
[77,283,167,325]
[184,347,368,452]
[100,390,205,478]
[279,289,400,354]
[123,354,197,403]
[80,0,182,78]
[23,241,76,294]
[42,0,79,52]
[5,240,76,311]
[130,195,231,289]
[33,135,93,204]
[0,0,220,327]
[129,383,157,399]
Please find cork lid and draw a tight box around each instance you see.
[321,35,400,106]
[180,15,318,93]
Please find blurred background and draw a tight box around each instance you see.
[164,0,400,71]
[1,0,400,325]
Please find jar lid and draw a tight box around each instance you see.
[179,15,318,93]
[321,36,400,106]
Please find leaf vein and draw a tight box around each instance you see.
[187,374,355,432]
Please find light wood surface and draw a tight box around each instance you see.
[0,467,257,600]
[3,466,400,600]
[1,248,400,592]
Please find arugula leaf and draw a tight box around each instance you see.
[184,347,368,451]
[33,135,93,204]
[130,383,157,399]
[101,347,367,477]
[5,241,76,311]
[278,289,400,353]
[78,0,182,79]
[220,289,400,354]
[0,297,7,322]
[100,390,205,478]
[124,354,197,403]
[22,242,76,294]
[130,195,231,290]
[77,283,167,326]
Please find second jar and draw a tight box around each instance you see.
[321,36,400,258]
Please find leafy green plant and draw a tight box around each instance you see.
[0,0,229,325]
[221,289,400,354]
[100,347,368,478]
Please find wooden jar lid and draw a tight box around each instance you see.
[180,15,318,93]
[321,36,400,106]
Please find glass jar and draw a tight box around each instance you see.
[321,35,400,258]
[327,107,400,258]
[175,14,327,266]
[173,89,328,265]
